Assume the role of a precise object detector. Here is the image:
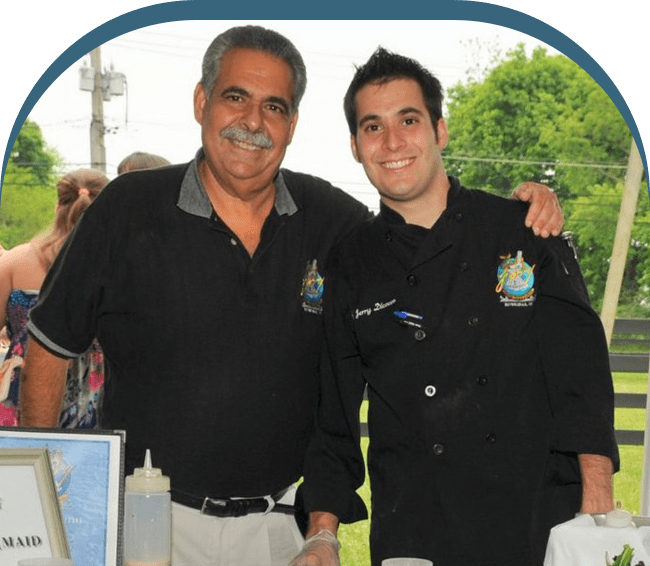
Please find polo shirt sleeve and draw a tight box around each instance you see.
[28,194,111,358]
[535,232,619,470]
[301,257,369,524]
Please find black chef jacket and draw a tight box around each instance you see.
[303,177,618,566]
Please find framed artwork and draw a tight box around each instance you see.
[0,448,70,563]
[0,428,125,566]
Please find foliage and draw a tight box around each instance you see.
[9,118,60,184]
[444,43,643,310]
[0,119,59,248]
[445,44,631,200]
[567,182,650,315]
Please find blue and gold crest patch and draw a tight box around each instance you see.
[300,259,324,314]
[496,251,536,306]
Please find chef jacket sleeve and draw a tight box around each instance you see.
[536,231,619,470]
[301,262,369,524]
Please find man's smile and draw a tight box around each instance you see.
[230,138,265,151]
[381,157,414,170]
[220,125,274,152]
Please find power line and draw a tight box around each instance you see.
[443,154,628,169]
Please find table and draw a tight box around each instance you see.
[544,513,650,565]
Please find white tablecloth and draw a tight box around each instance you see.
[544,514,650,565]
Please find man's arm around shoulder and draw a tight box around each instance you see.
[19,337,69,427]
[511,181,563,237]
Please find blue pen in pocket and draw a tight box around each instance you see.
[393,310,424,329]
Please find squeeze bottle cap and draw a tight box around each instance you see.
[125,449,170,492]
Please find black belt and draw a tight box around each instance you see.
[172,488,295,518]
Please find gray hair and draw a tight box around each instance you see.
[201,25,307,113]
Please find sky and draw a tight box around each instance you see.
[0,1,648,212]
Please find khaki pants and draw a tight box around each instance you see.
[171,486,303,566]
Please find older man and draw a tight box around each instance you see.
[20,27,562,566]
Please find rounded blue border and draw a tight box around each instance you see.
[1,0,646,189]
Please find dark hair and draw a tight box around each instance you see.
[201,25,307,112]
[118,152,171,175]
[33,169,109,270]
[344,47,444,136]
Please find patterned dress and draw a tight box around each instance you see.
[0,289,105,427]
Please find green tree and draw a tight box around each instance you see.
[9,118,59,185]
[0,118,59,248]
[445,45,631,201]
[444,44,643,311]
[567,182,649,315]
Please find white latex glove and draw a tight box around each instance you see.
[289,529,341,566]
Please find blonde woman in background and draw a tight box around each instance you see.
[0,168,109,426]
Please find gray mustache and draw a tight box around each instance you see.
[220,127,273,149]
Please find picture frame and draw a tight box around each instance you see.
[0,447,71,563]
[0,428,125,566]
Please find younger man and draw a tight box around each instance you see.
[292,48,618,566]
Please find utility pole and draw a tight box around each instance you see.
[601,139,649,512]
[79,47,126,174]
[89,47,106,173]
[599,138,644,346]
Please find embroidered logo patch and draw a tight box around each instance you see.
[300,259,324,314]
[496,251,536,306]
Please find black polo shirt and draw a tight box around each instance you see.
[28,151,369,498]
[303,177,618,565]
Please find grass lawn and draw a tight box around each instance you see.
[336,372,649,564]
[613,372,647,513]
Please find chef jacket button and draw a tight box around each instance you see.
[455,212,464,222]
[230,238,237,246]
[414,329,426,341]
[468,316,479,327]
[432,443,444,455]
[459,261,468,272]
[385,231,393,242]
[424,385,437,397]
[485,433,497,443]
[407,274,418,286]
[477,375,488,386]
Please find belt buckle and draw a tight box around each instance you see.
[201,497,230,516]
[262,495,275,515]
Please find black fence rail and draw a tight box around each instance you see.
[612,318,650,447]
[359,319,650,446]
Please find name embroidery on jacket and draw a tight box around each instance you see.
[352,298,397,320]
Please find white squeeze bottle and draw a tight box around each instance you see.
[123,449,172,566]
